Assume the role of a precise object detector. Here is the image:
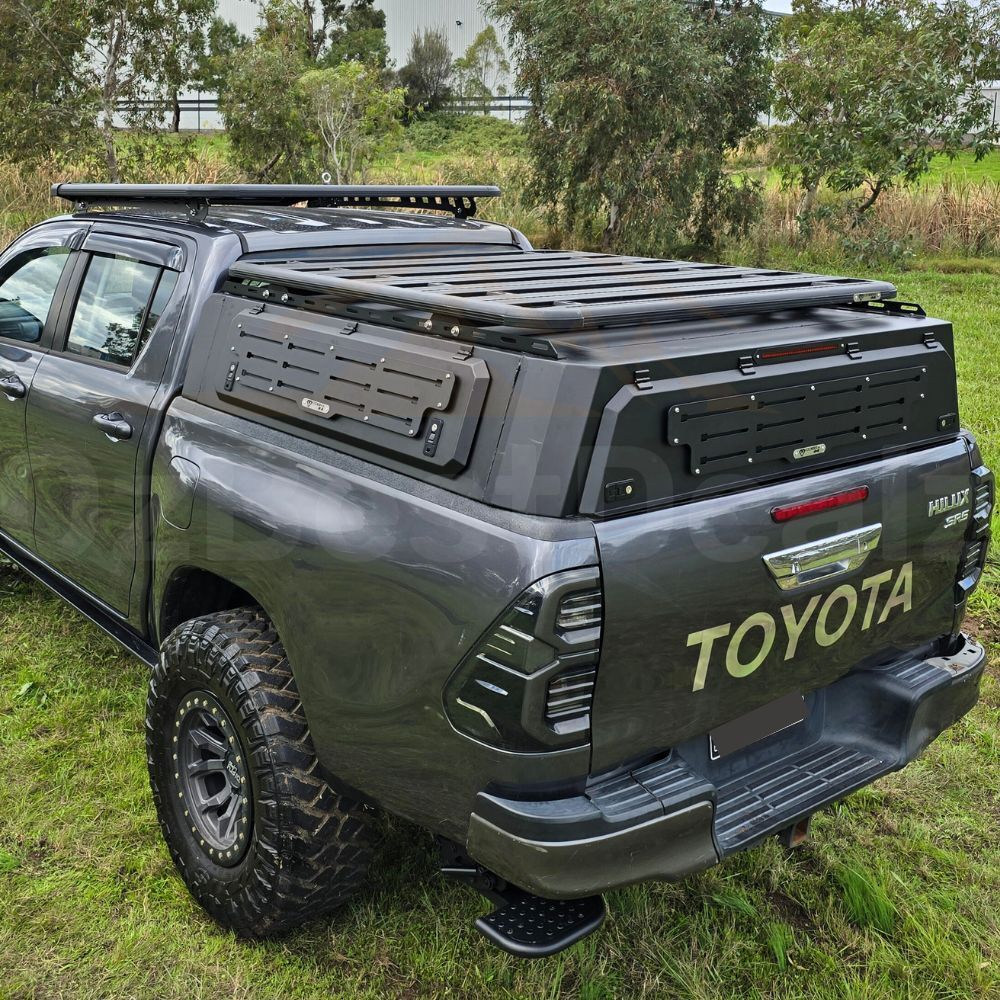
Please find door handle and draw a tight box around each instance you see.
[93,411,133,442]
[0,374,26,400]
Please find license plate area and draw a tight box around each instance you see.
[709,692,807,761]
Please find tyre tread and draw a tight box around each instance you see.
[146,606,372,937]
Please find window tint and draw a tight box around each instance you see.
[0,247,71,343]
[66,254,163,367]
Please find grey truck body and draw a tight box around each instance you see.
[0,184,990,901]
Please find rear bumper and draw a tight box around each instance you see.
[467,634,986,900]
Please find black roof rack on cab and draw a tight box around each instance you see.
[50,182,502,221]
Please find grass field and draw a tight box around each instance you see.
[924,149,1000,186]
[1,260,998,999]
[734,148,1000,187]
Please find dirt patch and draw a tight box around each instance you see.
[963,614,1000,662]
[18,836,51,865]
[767,890,817,936]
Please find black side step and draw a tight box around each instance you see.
[439,839,606,958]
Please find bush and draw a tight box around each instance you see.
[403,112,524,156]
[301,62,405,183]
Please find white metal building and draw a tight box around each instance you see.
[374,0,507,70]
[213,0,259,37]
[213,0,507,69]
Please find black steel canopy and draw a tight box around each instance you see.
[229,251,898,334]
[51,183,501,219]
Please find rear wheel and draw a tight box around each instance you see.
[146,606,373,937]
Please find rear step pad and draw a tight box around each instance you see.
[439,839,606,958]
[714,742,888,854]
[476,891,606,958]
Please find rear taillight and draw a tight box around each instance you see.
[443,568,603,752]
[972,468,994,536]
[545,665,597,737]
[556,590,603,631]
[957,464,993,602]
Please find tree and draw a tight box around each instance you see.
[0,0,93,165]
[1,0,215,177]
[160,0,216,132]
[220,1,315,181]
[453,26,510,113]
[220,0,402,181]
[300,62,405,182]
[397,28,454,112]
[194,16,248,101]
[323,0,389,71]
[772,0,1000,220]
[278,0,388,65]
[487,0,772,255]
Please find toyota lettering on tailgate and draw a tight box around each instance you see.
[686,563,913,692]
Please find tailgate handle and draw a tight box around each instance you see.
[763,524,882,591]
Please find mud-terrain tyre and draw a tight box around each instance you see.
[146,606,373,937]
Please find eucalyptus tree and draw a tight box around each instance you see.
[488,0,773,255]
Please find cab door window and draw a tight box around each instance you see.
[0,247,71,343]
[65,254,178,367]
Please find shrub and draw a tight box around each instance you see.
[403,112,525,157]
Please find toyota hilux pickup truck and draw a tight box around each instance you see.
[0,183,991,958]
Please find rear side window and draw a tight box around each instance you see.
[65,254,177,368]
[0,247,71,343]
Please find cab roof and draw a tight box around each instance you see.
[58,205,523,253]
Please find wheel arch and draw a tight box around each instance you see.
[157,566,262,645]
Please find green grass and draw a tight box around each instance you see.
[1,262,999,998]
[924,149,1000,186]
[735,147,1000,191]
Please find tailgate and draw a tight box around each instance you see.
[590,439,978,773]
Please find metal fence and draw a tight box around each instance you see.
[117,95,531,131]
[118,88,1000,133]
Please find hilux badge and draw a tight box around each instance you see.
[928,488,969,518]
[928,488,970,528]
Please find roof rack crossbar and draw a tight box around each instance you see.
[51,183,502,220]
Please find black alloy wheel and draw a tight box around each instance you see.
[172,691,251,866]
